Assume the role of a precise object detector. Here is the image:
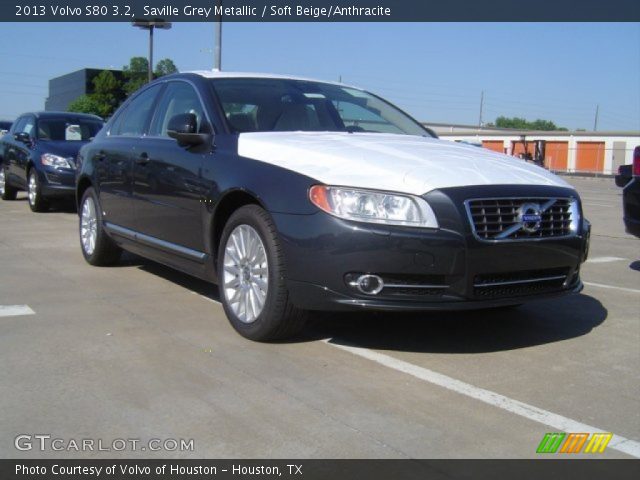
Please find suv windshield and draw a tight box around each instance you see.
[37,118,103,141]
[211,78,430,136]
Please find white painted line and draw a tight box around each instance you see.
[0,305,35,318]
[583,203,615,207]
[584,282,640,294]
[325,341,640,458]
[586,256,627,264]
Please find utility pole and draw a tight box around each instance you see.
[478,91,484,128]
[214,0,222,70]
[132,19,172,83]
[593,104,599,132]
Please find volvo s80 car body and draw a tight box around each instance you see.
[75,72,590,341]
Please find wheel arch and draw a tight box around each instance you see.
[209,189,268,278]
[76,175,93,211]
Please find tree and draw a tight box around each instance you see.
[91,70,123,118]
[67,95,102,116]
[122,57,178,96]
[123,56,149,96]
[155,58,178,77]
[495,116,565,131]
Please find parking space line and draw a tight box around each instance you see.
[325,340,640,458]
[0,305,35,318]
[583,282,640,294]
[586,257,627,264]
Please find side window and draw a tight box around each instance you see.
[11,117,26,134]
[113,85,162,137]
[149,82,206,137]
[22,116,36,136]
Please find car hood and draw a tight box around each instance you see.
[37,140,87,159]
[237,132,572,195]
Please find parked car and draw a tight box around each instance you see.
[0,120,12,136]
[615,164,632,188]
[621,146,640,238]
[0,112,103,211]
[76,72,590,341]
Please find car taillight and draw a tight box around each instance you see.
[634,146,640,177]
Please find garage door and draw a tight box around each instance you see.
[482,140,504,153]
[576,142,605,173]
[511,141,535,157]
[544,141,569,171]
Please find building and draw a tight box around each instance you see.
[425,122,640,175]
[45,68,124,112]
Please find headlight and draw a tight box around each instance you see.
[569,198,581,233]
[41,153,73,168]
[309,185,438,228]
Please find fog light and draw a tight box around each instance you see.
[355,274,384,295]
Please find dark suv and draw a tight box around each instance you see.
[76,72,589,341]
[0,112,103,211]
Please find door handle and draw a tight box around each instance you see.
[136,153,150,165]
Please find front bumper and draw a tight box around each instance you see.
[273,185,589,312]
[38,166,76,198]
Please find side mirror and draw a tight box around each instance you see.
[15,132,32,145]
[167,113,211,147]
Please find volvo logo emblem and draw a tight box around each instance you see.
[518,203,542,233]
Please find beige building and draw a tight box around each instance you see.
[423,122,639,175]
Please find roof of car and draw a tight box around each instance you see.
[186,70,359,89]
[21,111,103,121]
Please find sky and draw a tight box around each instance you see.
[0,22,639,131]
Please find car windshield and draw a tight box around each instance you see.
[210,78,430,136]
[37,118,103,141]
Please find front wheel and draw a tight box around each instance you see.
[79,187,122,266]
[218,205,307,341]
[27,170,49,212]
[0,167,18,200]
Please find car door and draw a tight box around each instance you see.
[96,84,163,231]
[132,80,210,253]
[10,115,35,188]
[2,116,24,185]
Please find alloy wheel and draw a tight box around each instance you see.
[0,169,5,196]
[222,224,269,323]
[80,196,98,256]
[28,173,37,205]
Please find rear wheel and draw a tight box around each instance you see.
[0,166,18,200]
[79,187,122,266]
[218,205,307,341]
[27,170,49,212]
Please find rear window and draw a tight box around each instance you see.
[37,118,103,141]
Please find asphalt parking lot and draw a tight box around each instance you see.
[0,176,638,459]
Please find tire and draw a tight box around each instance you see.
[27,169,49,212]
[0,166,17,200]
[79,187,122,266]
[218,204,307,341]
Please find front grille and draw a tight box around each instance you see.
[474,268,569,299]
[466,197,573,241]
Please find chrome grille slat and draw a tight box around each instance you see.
[465,197,573,241]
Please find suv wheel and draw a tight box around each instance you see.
[79,187,122,266]
[218,205,307,341]
[27,170,49,212]
[0,166,18,200]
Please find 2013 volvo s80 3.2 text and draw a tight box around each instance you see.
[76,71,590,341]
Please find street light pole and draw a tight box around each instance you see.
[132,19,172,83]
[214,0,222,70]
[148,24,154,83]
